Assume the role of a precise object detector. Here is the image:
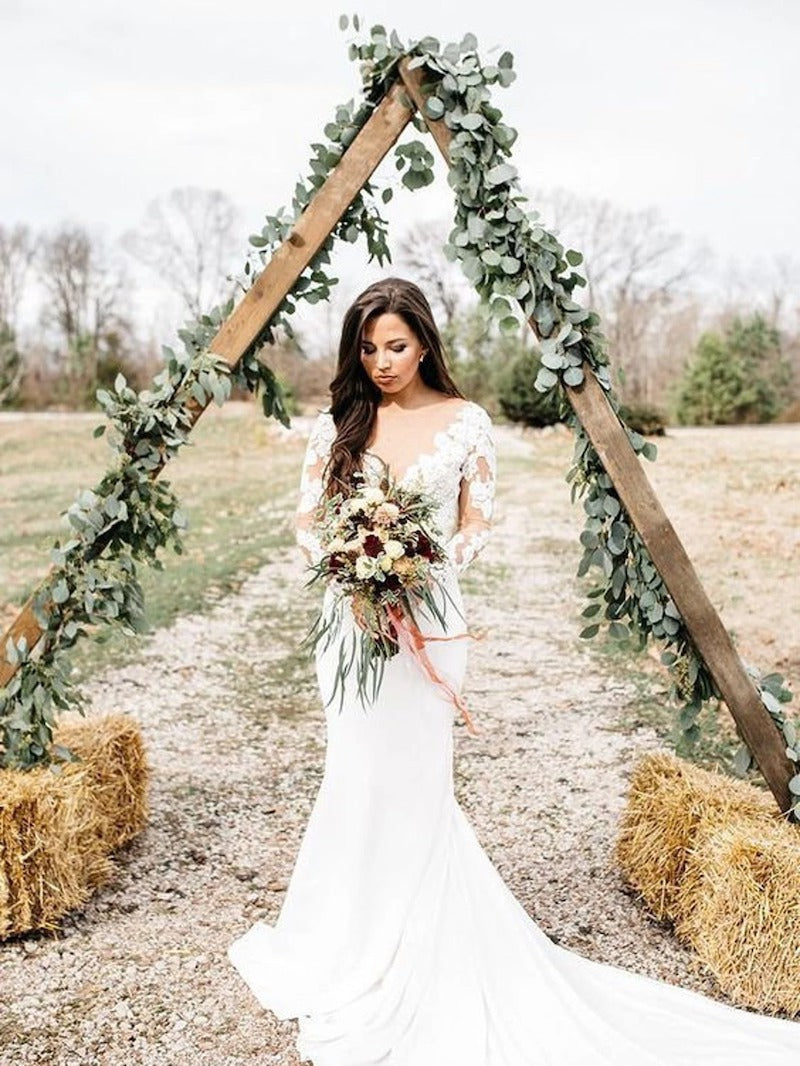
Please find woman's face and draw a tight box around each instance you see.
[359,312,426,396]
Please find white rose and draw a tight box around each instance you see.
[355,555,377,579]
[362,487,385,506]
[383,539,405,559]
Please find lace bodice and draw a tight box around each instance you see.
[294,400,496,575]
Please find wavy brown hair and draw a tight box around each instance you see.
[322,277,464,498]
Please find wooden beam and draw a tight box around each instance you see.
[567,373,794,814]
[0,77,417,689]
[207,80,417,367]
[399,58,794,815]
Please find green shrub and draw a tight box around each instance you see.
[675,313,792,425]
[618,402,668,436]
[442,302,535,417]
[0,321,22,408]
[496,349,565,427]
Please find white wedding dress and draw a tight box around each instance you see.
[229,400,800,1065]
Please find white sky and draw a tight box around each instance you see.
[2,0,798,343]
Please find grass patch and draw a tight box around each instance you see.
[1,405,307,678]
[460,558,510,597]
[584,627,740,769]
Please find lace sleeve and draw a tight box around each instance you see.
[295,410,335,566]
[445,405,497,574]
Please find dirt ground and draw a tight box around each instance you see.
[0,416,797,1065]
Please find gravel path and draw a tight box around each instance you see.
[1,423,779,1065]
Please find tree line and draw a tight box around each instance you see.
[0,188,242,409]
[1,185,798,426]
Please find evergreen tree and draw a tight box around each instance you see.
[675,313,791,425]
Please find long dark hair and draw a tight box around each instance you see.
[323,277,463,498]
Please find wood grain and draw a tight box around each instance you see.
[399,58,794,814]
[0,79,416,690]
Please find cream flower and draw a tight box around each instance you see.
[355,555,378,579]
[362,487,385,506]
[373,501,400,526]
[378,555,394,572]
[383,539,404,559]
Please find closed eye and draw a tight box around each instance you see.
[360,343,408,353]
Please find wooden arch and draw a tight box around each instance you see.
[1,60,794,814]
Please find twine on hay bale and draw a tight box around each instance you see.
[614,751,776,923]
[0,714,148,939]
[675,820,800,1016]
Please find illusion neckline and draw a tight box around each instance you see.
[363,401,474,486]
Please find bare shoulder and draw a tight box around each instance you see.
[438,396,484,417]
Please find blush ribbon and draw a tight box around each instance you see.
[385,603,482,736]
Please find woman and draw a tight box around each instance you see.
[229,277,800,1064]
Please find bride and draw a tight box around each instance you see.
[229,277,800,1064]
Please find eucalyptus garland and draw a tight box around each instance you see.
[1,305,289,769]
[2,18,797,818]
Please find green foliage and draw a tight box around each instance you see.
[675,313,792,425]
[617,402,667,436]
[2,18,795,817]
[497,349,564,426]
[0,320,22,407]
[1,299,290,770]
[442,300,543,416]
[275,374,300,417]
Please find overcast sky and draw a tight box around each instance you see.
[2,0,798,342]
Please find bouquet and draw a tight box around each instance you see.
[303,460,478,733]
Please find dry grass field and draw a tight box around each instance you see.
[0,404,306,677]
[1,404,797,719]
[1,404,798,1065]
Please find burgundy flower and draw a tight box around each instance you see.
[415,532,433,560]
[362,534,383,558]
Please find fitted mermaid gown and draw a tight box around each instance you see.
[228,401,800,1064]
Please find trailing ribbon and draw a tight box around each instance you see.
[385,603,483,736]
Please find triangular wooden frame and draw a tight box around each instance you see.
[1,60,793,814]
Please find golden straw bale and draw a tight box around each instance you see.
[55,714,149,853]
[0,714,148,938]
[615,752,776,923]
[0,860,10,940]
[675,820,800,1016]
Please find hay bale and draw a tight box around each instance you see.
[0,863,9,941]
[615,751,776,922]
[56,715,149,853]
[0,714,148,938]
[675,820,800,1015]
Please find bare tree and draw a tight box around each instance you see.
[37,224,134,403]
[721,252,800,333]
[39,225,128,349]
[0,223,37,331]
[0,224,36,405]
[121,186,241,319]
[528,186,705,406]
[396,219,472,330]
